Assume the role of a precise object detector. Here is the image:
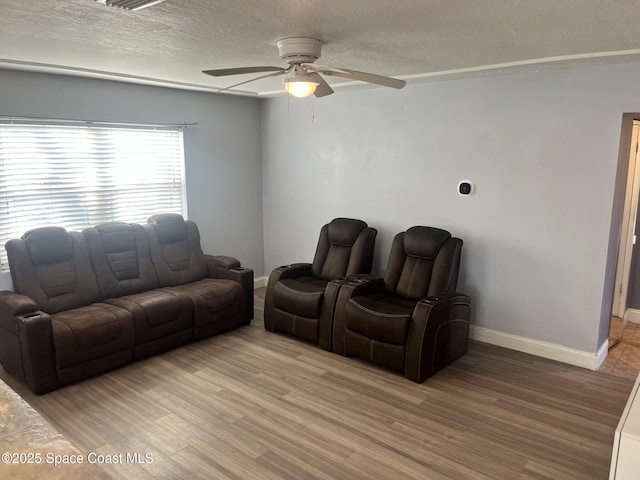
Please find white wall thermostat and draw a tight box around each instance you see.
[458,180,475,196]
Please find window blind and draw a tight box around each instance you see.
[0,122,186,269]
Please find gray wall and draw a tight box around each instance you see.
[3,62,640,357]
[261,62,640,355]
[0,69,265,289]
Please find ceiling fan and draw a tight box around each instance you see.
[202,37,406,98]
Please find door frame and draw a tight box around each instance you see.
[612,121,640,321]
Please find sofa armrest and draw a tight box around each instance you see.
[205,255,254,323]
[0,291,38,316]
[0,291,57,394]
[206,255,241,273]
[331,277,384,354]
[405,293,471,383]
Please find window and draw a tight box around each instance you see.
[0,121,186,269]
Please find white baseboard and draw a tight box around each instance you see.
[625,308,640,324]
[254,276,268,289]
[470,325,607,371]
[247,285,608,369]
[596,339,610,369]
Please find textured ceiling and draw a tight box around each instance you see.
[1,0,640,96]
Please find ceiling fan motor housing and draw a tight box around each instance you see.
[277,37,323,64]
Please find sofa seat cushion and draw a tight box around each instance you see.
[272,277,328,319]
[168,279,245,328]
[345,294,414,346]
[105,289,193,345]
[51,303,134,370]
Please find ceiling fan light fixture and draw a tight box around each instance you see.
[283,70,319,98]
[284,79,318,98]
[95,0,168,11]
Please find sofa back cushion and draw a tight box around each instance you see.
[6,227,102,313]
[84,222,159,298]
[145,214,208,287]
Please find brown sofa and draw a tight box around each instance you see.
[0,214,253,394]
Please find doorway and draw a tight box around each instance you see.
[602,116,640,379]
[610,121,640,343]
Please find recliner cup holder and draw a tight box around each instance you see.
[424,296,442,304]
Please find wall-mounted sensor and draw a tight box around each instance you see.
[458,180,475,196]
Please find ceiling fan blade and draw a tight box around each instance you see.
[215,69,288,94]
[302,63,349,75]
[321,67,406,89]
[307,72,334,97]
[203,66,286,77]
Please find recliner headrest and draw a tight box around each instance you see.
[148,213,187,244]
[95,222,136,253]
[23,227,73,265]
[404,226,451,259]
[327,218,367,247]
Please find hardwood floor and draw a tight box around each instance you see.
[1,287,635,480]
[600,317,640,380]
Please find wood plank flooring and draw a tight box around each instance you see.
[1,287,635,480]
[600,317,640,379]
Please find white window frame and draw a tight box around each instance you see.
[0,119,187,270]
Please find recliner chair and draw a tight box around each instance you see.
[332,226,470,383]
[264,218,377,350]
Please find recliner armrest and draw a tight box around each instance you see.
[331,276,385,354]
[320,277,370,352]
[346,275,384,288]
[263,263,314,332]
[405,292,471,383]
[273,263,314,279]
[0,291,57,394]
